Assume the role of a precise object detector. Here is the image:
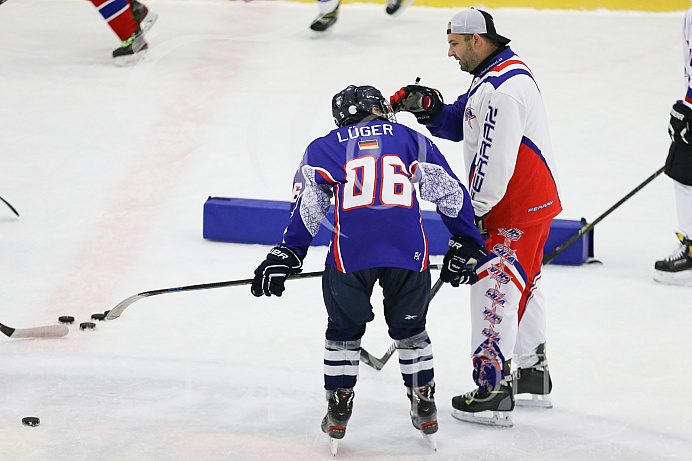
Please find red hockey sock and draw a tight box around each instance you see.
[90,0,137,41]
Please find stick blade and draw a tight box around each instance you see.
[105,294,146,320]
[9,324,69,339]
[359,349,383,370]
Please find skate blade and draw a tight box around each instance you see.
[113,49,148,67]
[329,437,338,456]
[451,408,513,427]
[310,28,335,39]
[422,432,437,451]
[515,394,553,409]
[653,270,692,287]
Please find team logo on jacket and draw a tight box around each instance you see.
[488,266,511,284]
[464,107,476,127]
[483,308,503,325]
[358,139,379,150]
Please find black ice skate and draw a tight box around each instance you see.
[130,0,158,34]
[410,384,438,451]
[310,3,339,33]
[112,28,147,66]
[516,343,553,408]
[654,233,692,286]
[321,387,353,456]
[451,362,514,427]
[385,0,414,16]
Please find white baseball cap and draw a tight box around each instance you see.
[447,8,511,45]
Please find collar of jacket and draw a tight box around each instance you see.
[471,45,512,78]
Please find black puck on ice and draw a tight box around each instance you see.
[22,417,40,427]
[79,322,96,331]
[91,313,106,321]
[58,316,75,324]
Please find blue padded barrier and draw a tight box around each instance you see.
[203,197,593,265]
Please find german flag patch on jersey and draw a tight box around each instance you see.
[358,140,379,150]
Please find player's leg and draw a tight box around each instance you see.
[320,266,378,440]
[674,181,692,237]
[89,0,147,64]
[128,0,158,33]
[654,181,692,285]
[380,267,438,437]
[513,221,554,407]
[90,0,137,41]
[452,227,533,427]
[656,144,692,284]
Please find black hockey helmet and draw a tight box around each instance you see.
[332,85,395,128]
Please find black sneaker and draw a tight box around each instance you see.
[310,3,339,32]
[321,387,354,440]
[112,28,147,66]
[451,362,514,427]
[410,384,438,434]
[130,0,158,33]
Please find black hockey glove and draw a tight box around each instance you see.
[389,85,444,123]
[251,246,303,297]
[669,101,692,144]
[440,235,488,287]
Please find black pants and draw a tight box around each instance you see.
[321,265,431,341]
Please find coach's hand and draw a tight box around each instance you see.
[251,246,303,297]
[440,235,488,287]
[390,85,444,123]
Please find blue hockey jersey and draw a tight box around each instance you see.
[282,119,484,273]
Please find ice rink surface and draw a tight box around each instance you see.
[1,0,691,459]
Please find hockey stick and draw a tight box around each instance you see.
[0,321,68,339]
[105,270,324,320]
[0,195,19,217]
[360,276,445,371]
[543,166,665,265]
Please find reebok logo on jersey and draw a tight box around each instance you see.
[404,315,418,320]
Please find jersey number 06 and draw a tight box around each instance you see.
[343,155,413,210]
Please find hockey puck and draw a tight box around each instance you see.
[79,322,96,331]
[58,316,75,324]
[91,313,106,321]
[22,417,40,427]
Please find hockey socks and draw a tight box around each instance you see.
[91,0,138,41]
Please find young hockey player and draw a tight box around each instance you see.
[654,1,692,287]
[251,84,486,454]
[391,7,561,426]
[89,0,157,65]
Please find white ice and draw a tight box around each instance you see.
[1,1,691,459]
